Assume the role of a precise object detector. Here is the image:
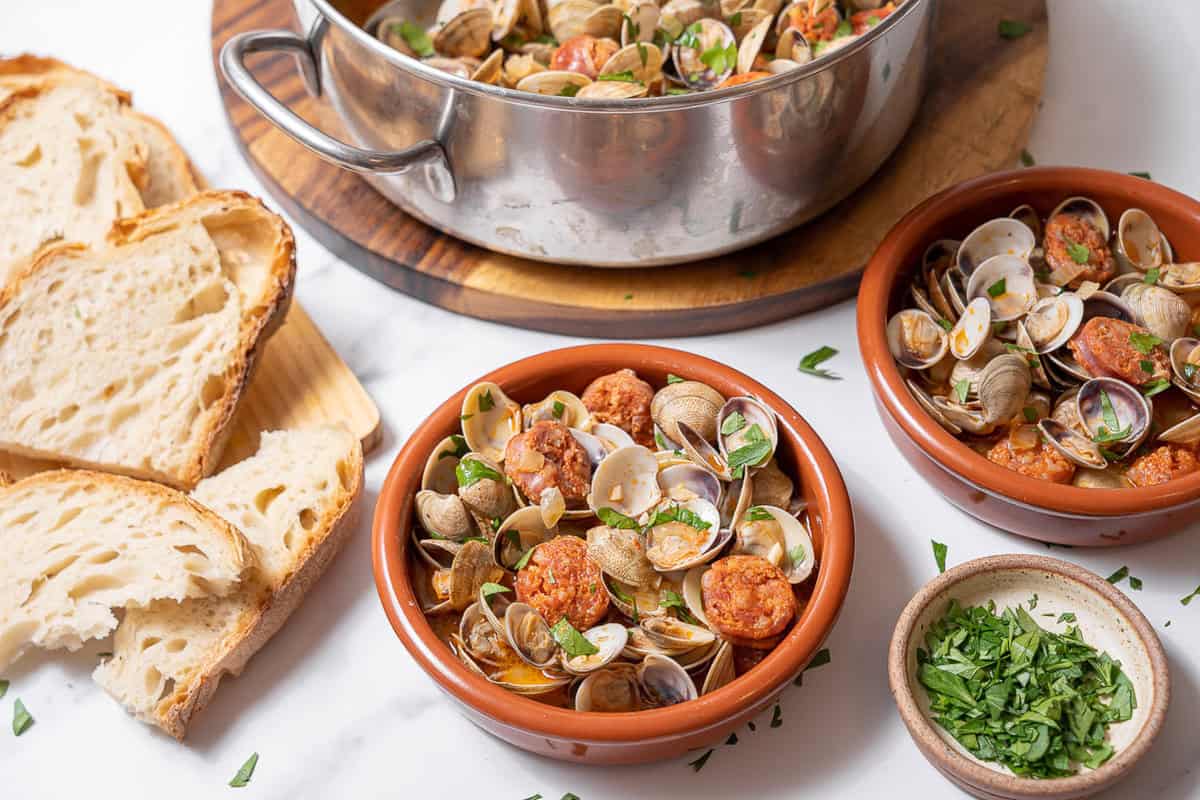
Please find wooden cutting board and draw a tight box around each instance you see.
[212,0,1048,337]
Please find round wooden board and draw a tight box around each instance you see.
[212,0,1047,338]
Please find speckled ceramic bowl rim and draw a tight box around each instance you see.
[371,343,855,744]
[858,166,1200,518]
[888,554,1170,797]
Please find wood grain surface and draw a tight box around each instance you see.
[212,0,1048,337]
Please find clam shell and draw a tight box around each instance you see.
[651,380,725,444]
[416,489,476,540]
[515,69,593,95]
[736,17,772,75]
[583,3,624,37]
[1050,196,1111,241]
[965,254,1038,322]
[887,308,948,369]
[422,434,469,493]
[644,497,726,571]
[1159,412,1200,445]
[577,80,648,99]
[638,653,698,707]
[671,19,734,90]
[1075,377,1152,457]
[1160,262,1200,292]
[1123,282,1191,343]
[433,8,493,58]
[522,390,591,430]
[681,564,711,628]
[561,622,629,674]
[640,616,716,649]
[504,601,560,668]
[588,444,663,517]
[461,381,521,462]
[957,218,1036,278]
[717,396,778,474]
[548,0,600,42]
[1024,292,1084,354]
[658,462,723,506]
[599,41,664,82]
[1010,204,1043,241]
[449,539,504,610]
[906,379,962,435]
[700,640,736,695]
[734,504,813,583]
[1116,208,1165,273]
[457,452,518,521]
[587,524,657,586]
[575,663,642,711]
[620,1,659,44]
[494,505,557,570]
[1038,419,1107,469]
[978,353,1032,425]
[947,297,992,360]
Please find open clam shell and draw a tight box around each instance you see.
[494,505,557,570]
[457,452,517,523]
[592,422,637,450]
[957,218,1036,278]
[1122,282,1191,343]
[620,1,659,44]
[461,599,516,666]
[887,308,948,370]
[965,254,1038,322]
[638,653,698,707]
[516,69,593,94]
[1010,204,1043,241]
[677,420,732,480]
[587,524,657,586]
[570,428,611,466]
[644,497,726,571]
[733,504,814,583]
[1115,208,1165,273]
[947,297,992,360]
[449,539,505,610]
[1170,337,1200,402]
[604,573,666,619]
[640,616,716,650]
[523,390,591,430]
[658,462,723,507]
[906,379,962,435]
[749,458,794,509]
[681,564,711,628]
[1049,196,1111,241]
[1038,419,1107,469]
[1159,262,1200,292]
[736,16,772,74]
[978,352,1032,425]
[433,8,494,58]
[1159,412,1200,445]
[561,622,629,675]
[461,381,522,462]
[701,639,736,695]
[1075,377,1152,457]
[416,489,477,541]
[503,601,560,668]
[583,3,624,37]
[651,380,725,444]
[422,434,469,493]
[930,395,992,435]
[589,444,662,518]
[574,663,642,711]
[717,396,778,475]
[1024,293,1084,354]
[672,19,735,90]
[599,41,664,82]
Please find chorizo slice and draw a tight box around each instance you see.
[986,426,1076,484]
[701,555,796,643]
[1067,317,1169,385]
[1126,443,1200,487]
[504,420,591,507]
[581,368,656,447]
[515,535,610,630]
[1044,212,1117,286]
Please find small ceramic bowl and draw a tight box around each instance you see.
[857,167,1200,545]
[889,554,1169,800]
[371,344,855,764]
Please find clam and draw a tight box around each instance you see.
[1121,282,1191,343]
[774,27,812,62]
[1081,290,1136,324]
[1115,208,1165,273]
[749,458,794,509]
[651,380,725,444]
[494,505,557,570]
[457,453,517,523]
[487,658,574,695]
[570,428,611,466]
[377,17,419,56]
[1159,262,1200,292]
[1075,377,1152,457]
[701,640,736,694]
[548,0,600,42]
[965,254,1038,322]
[1023,292,1084,353]
[676,420,733,480]
[733,504,813,582]
[589,444,663,517]
[1038,419,1107,469]
[492,0,528,40]
[681,564,711,628]
[587,524,657,586]
[470,48,505,83]
[658,462,723,506]
[503,601,560,668]
[638,653,698,707]
[561,622,629,674]
[412,529,463,570]
[886,308,948,370]
[413,555,454,613]
[947,297,992,360]
[672,20,735,90]
[717,396,778,477]
[523,390,591,430]
[416,489,476,540]
[957,218,1036,278]
[736,17,773,75]
[620,1,659,44]
[575,663,642,711]
[515,69,593,95]
[941,266,968,317]
[449,539,505,610]
[460,601,517,667]
[978,353,1032,425]
[433,8,493,58]
[422,434,470,493]
[1072,468,1131,489]
[502,52,546,86]
[640,616,717,650]
[906,379,962,435]
[584,3,624,37]
[1049,196,1111,241]
[660,0,707,27]
[461,381,521,462]
[592,422,637,450]
[1169,337,1200,402]
[1159,412,1200,445]
[729,8,770,42]
[644,500,728,571]
[625,624,693,657]
[599,41,664,83]
[1010,204,1043,241]
[930,395,991,435]
[577,80,648,98]
[604,573,667,618]
[1012,322,1052,389]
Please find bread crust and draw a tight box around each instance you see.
[157,434,364,739]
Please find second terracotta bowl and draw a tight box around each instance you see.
[371,344,855,764]
[858,167,1200,545]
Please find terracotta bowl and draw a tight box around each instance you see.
[888,554,1170,800]
[858,167,1200,545]
[371,344,854,764]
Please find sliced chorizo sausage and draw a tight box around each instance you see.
[1044,212,1117,286]
[504,420,591,507]
[986,426,1076,484]
[515,535,610,630]
[701,555,796,645]
[581,368,656,447]
[1068,317,1169,385]
[1126,443,1200,487]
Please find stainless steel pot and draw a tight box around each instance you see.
[221,0,935,266]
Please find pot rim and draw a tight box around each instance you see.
[858,166,1200,518]
[312,0,929,113]
[371,343,855,743]
[887,554,1170,797]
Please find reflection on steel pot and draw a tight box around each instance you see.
[220,0,933,265]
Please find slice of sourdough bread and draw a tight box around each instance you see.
[0,55,199,209]
[95,425,363,739]
[0,470,253,670]
[0,190,296,489]
[0,83,147,285]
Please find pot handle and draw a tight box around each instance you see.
[220,29,455,202]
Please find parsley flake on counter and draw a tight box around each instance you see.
[688,749,715,771]
[0,680,6,700]
[229,752,258,788]
[807,648,831,671]
[1128,576,1143,590]
[932,539,948,574]
[11,698,33,736]
[1106,566,1130,584]
[561,794,581,800]
[918,601,1134,777]
[521,795,544,800]
[770,703,783,728]
[1129,171,1152,180]
[1181,584,1200,606]
[998,19,1032,39]
[1020,149,1035,167]
[798,345,841,379]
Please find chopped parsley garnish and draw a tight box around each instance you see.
[649,504,712,532]
[1020,149,1035,167]
[1144,267,1160,285]
[787,544,806,565]
[721,411,747,436]
[667,373,685,384]
[1129,171,1152,180]
[688,748,714,771]
[932,539,948,573]
[552,400,566,419]
[1142,379,1171,398]
[478,389,495,412]
[599,70,639,82]
[1023,407,1038,423]
[480,582,510,600]
[1092,390,1130,444]
[1129,331,1162,354]
[229,752,258,788]
[654,430,670,450]
[729,11,742,26]
[393,21,434,57]
[987,278,1007,297]
[727,425,772,477]
[455,458,505,487]
[438,434,470,460]
[699,41,737,76]
[514,546,536,570]
[918,601,1134,777]
[998,19,1032,40]
[558,84,581,97]
[11,698,32,736]
[938,317,953,331]
[460,413,474,421]
[953,379,970,405]
[666,87,691,95]
[745,506,773,522]
[1106,565,1130,584]
[1066,240,1091,265]
[798,345,841,379]
[551,618,599,658]
[638,41,649,67]
[834,19,852,37]
[660,590,700,625]
[1139,359,1155,375]
[597,507,640,529]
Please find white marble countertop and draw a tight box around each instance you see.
[5,2,1200,798]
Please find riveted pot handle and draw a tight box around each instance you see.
[220,29,455,202]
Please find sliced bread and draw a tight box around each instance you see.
[94,425,363,738]
[0,82,148,285]
[0,55,198,208]
[0,190,296,488]
[0,469,252,670]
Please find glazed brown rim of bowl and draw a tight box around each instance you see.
[887,554,1170,797]
[322,0,929,112]
[858,166,1200,517]
[372,343,854,743]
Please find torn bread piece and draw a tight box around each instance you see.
[95,426,363,739]
[0,469,252,670]
[0,190,296,488]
